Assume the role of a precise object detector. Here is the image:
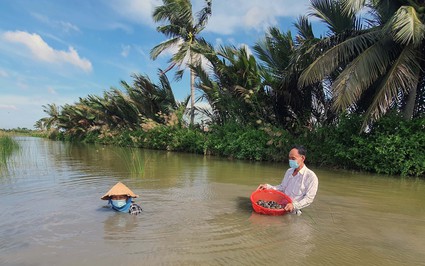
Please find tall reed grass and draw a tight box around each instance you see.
[116,147,147,179]
[0,132,19,164]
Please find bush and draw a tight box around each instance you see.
[298,114,364,169]
[169,127,205,153]
[349,114,425,176]
[204,123,294,161]
[142,125,174,150]
[299,113,425,177]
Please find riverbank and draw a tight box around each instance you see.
[34,113,424,178]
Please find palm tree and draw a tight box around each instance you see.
[121,71,182,124]
[299,0,425,128]
[37,103,61,130]
[39,71,183,138]
[191,42,272,126]
[253,17,339,131]
[254,26,312,130]
[151,0,212,125]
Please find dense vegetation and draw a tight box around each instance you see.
[35,0,425,177]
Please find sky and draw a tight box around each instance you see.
[0,0,326,129]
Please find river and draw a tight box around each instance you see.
[1,137,424,265]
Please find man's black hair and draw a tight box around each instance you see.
[291,145,307,157]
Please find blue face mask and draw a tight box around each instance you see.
[289,159,299,169]
[111,199,127,208]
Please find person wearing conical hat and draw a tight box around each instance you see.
[101,182,143,215]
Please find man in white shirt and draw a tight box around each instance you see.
[257,145,318,215]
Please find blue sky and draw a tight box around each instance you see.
[0,0,325,129]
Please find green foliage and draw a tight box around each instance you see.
[225,129,269,160]
[142,126,174,150]
[204,123,294,161]
[168,127,205,153]
[348,114,425,176]
[299,114,364,168]
[82,131,101,144]
[303,113,425,177]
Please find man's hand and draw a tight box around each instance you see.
[284,202,294,212]
[257,184,268,190]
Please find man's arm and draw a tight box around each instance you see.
[257,169,291,191]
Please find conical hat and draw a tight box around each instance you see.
[101,182,139,200]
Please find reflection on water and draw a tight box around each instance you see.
[1,137,425,265]
[103,213,140,241]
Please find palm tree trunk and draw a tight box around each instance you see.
[403,85,417,120]
[190,68,195,125]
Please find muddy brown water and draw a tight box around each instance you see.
[1,137,424,265]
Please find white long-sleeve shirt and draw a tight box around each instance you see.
[268,165,318,212]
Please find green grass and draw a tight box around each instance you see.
[117,147,147,179]
[0,132,19,165]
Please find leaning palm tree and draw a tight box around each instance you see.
[122,71,182,124]
[299,0,425,128]
[151,0,212,125]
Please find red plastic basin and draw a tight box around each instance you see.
[250,189,292,216]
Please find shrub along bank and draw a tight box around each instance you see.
[54,113,424,177]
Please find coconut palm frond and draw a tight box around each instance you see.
[389,6,425,46]
[310,0,358,34]
[332,39,395,111]
[299,30,380,87]
[363,45,420,126]
[294,16,315,42]
[195,0,212,32]
[150,37,180,60]
[341,0,367,14]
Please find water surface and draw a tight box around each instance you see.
[1,137,424,265]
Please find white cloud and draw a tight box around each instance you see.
[0,95,45,107]
[108,0,310,36]
[0,96,43,129]
[202,0,310,34]
[2,31,92,72]
[59,21,80,33]
[47,87,57,94]
[107,22,134,33]
[0,104,17,110]
[109,0,160,27]
[0,69,8,77]
[121,44,131,57]
[0,93,82,129]
[133,45,149,58]
[17,80,29,90]
[31,12,80,33]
